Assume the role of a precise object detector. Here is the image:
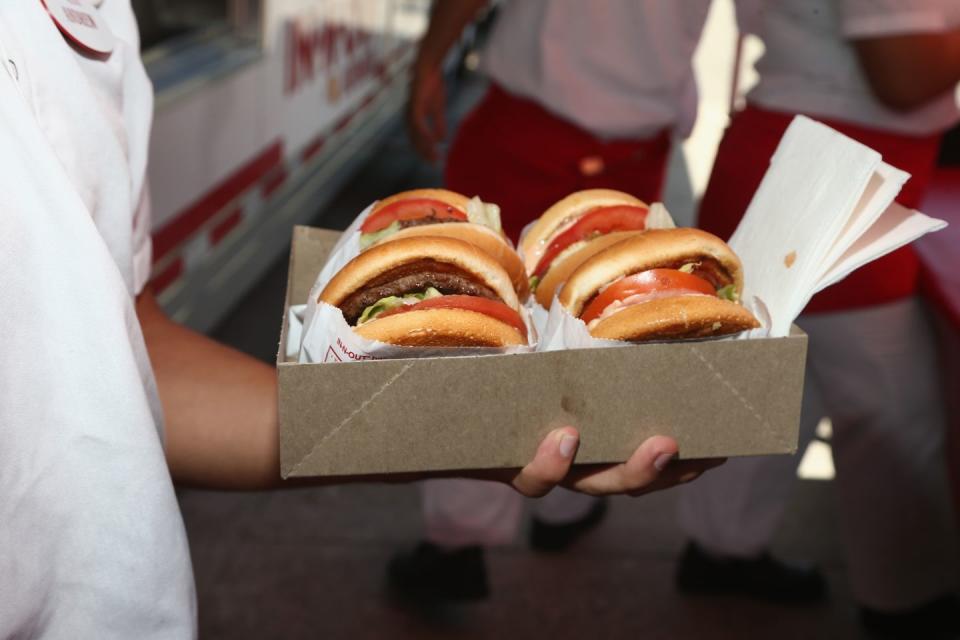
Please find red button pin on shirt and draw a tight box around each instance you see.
[42,0,115,55]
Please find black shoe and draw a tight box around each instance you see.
[676,541,827,604]
[860,594,960,640]
[387,542,489,602]
[529,498,609,552]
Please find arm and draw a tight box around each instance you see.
[137,290,282,489]
[854,28,960,111]
[407,0,488,161]
[137,291,720,494]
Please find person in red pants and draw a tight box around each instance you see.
[406,1,706,243]
[444,85,670,243]
[393,0,714,601]
[677,2,960,637]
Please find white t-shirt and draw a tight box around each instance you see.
[739,0,960,135]
[480,0,712,140]
[0,2,195,637]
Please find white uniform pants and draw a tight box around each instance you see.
[421,481,599,548]
[678,298,959,610]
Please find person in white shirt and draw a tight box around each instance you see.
[396,0,714,601]
[677,1,960,636]
[0,2,719,637]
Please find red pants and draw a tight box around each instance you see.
[445,84,671,243]
[697,105,942,312]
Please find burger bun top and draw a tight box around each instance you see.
[320,236,520,310]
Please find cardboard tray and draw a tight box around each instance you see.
[278,226,807,478]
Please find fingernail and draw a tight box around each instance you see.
[559,434,578,458]
[654,453,674,471]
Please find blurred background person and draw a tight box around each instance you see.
[677,1,960,637]
[390,0,715,601]
[406,0,709,242]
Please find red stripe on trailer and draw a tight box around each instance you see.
[261,167,289,199]
[151,258,184,294]
[153,142,283,261]
[301,135,326,162]
[359,90,376,110]
[334,111,355,133]
[210,206,243,246]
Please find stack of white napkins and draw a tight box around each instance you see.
[732,116,947,337]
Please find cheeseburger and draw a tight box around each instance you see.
[320,236,527,347]
[359,188,528,299]
[559,228,760,341]
[520,190,652,303]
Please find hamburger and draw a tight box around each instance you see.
[519,190,653,303]
[359,188,528,300]
[558,228,760,341]
[320,236,527,347]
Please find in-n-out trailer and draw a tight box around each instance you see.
[140,0,429,331]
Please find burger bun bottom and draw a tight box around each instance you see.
[589,295,760,342]
[355,308,526,347]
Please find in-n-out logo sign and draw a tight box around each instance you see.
[284,15,377,98]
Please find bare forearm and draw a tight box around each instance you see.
[415,0,488,70]
[137,292,283,490]
[855,29,960,111]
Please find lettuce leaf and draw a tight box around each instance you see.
[359,221,402,250]
[466,197,502,233]
[717,284,738,302]
[357,287,442,324]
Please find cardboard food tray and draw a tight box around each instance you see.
[277,226,807,479]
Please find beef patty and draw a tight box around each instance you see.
[339,259,499,324]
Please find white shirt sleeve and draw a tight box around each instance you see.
[841,0,951,38]
[132,179,154,295]
[0,63,195,638]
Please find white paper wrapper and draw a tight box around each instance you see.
[294,202,538,363]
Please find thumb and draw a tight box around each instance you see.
[511,427,579,497]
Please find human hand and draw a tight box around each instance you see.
[406,61,447,162]
[510,426,725,498]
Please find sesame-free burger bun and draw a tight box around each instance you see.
[559,228,744,317]
[320,236,519,311]
[375,223,529,300]
[534,230,644,308]
[589,296,760,341]
[354,308,526,347]
[520,189,647,273]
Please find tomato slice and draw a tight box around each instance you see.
[580,269,716,325]
[533,205,648,278]
[361,198,468,233]
[379,295,527,338]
